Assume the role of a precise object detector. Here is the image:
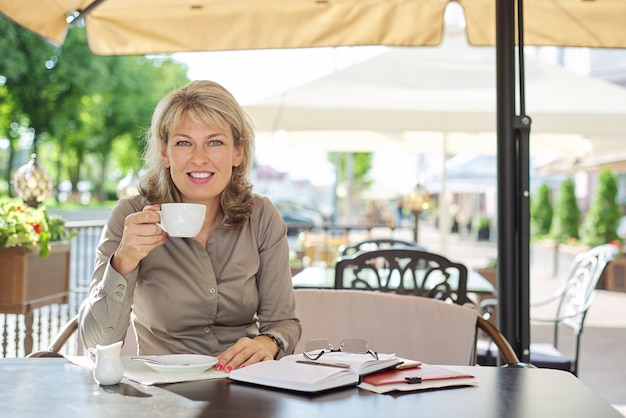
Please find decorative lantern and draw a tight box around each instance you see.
[12,154,53,208]
[116,170,140,199]
[404,184,431,243]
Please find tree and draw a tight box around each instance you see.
[327,152,373,222]
[531,182,553,236]
[0,15,64,192]
[551,177,580,242]
[330,152,373,194]
[0,16,189,200]
[582,169,621,247]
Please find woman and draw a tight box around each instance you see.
[78,80,301,372]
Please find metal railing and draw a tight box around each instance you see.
[1,220,412,357]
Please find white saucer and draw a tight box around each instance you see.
[141,354,218,375]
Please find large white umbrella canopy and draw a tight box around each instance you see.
[246,30,626,157]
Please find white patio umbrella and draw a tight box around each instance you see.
[246,30,626,156]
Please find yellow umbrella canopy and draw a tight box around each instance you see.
[0,0,625,55]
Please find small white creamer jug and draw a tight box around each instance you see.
[87,341,124,385]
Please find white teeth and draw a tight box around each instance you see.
[190,172,211,178]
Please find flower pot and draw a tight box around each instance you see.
[601,256,626,293]
[477,227,491,241]
[0,242,71,314]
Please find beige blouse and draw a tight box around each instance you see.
[78,194,302,358]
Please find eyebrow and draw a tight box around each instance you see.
[172,131,228,140]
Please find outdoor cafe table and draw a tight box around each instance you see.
[292,266,496,296]
[1,358,622,418]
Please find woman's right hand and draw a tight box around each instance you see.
[111,205,166,276]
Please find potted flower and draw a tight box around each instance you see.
[474,216,492,241]
[0,197,74,315]
[0,198,72,257]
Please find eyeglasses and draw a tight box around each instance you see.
[303,338,378,361]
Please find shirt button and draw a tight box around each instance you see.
[114,291,123,298]
[117,284,125,290]
[107,327,114,332]
[209,288,217,294]
[203,327,211,334]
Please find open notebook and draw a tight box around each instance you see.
[229,352,401,393]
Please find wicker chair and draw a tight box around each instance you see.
[26,314,137,358]
[294,288,523,367]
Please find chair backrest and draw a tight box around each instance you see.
[340,238,426,256]
[27,314,138,358]
[293,289,478,365]
[550,243,618,333]
[334,248,470,305]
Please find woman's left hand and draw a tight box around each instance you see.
[215,336,279,372]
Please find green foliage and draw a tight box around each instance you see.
[0,15,189,201]
[484,258,497,269]
[582,169,621,247]
[474,216,491,230]
[330,153,373,184]
[551,177,580,242]
[0,197,72,257]
[329,152,374,198]
[531,182,553,236]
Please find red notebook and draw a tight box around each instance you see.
[362,364,475,387]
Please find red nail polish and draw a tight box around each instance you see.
[225,365,233,373]
[216,364,223,371]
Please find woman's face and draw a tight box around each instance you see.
[161,117,244,205]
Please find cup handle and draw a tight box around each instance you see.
[155,210,166,233]
[87,348,97,367]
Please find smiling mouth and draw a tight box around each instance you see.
[189,172,212,179]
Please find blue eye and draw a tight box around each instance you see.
[176,140,191,146]
[209,139,223,146]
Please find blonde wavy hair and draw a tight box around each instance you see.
[139,80,255,225]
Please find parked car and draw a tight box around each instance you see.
[274,200,326,235]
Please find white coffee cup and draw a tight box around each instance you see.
[157,203,206,237]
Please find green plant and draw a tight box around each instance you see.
[551,177,580,243]
[474,216,491,230]
[582,169,621,247]
[484,258,498,269]
[531,182,553,236]
[0,198,72,257]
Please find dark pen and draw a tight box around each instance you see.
[296,360,351,369]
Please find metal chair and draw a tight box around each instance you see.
[334,248,471,305]
[340,238,426,256]
[478,243,618,375]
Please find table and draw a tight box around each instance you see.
[292,266,496,296]
[0,358,622,418]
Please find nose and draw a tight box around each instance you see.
[191,146,210,164]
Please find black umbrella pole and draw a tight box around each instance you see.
[495,0,531,363]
